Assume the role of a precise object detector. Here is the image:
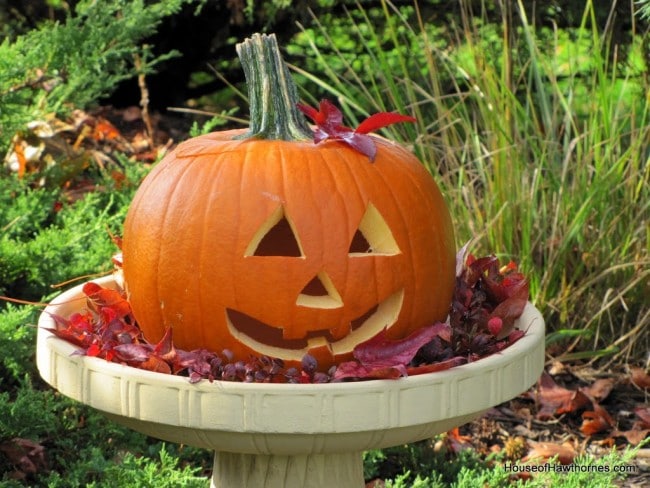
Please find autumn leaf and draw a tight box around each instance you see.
[445,427,474,454]
[0,438,47,477]
[580,402,615,436]
[82,281,132,319]
[522,441,577,465]
[354,112,417,134]
[405,356,467,376]
[611,407,650,445]
[635,406,650,427]
[630,366,650,390]
[139,355,172,374]
[297,99,415,161]
[580,378,615,402]
[333,323,450,380]
[534,372,591,419]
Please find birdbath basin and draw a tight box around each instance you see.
[37,276,545,487]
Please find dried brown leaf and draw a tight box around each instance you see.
[523,441,577,465]
[580,378,615,402]
[580,403,615,436]
[630,367,650,390]
[535,372,591,419]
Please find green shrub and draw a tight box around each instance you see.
[0,305,38,390]
[0,0,196,154]
[0,174,133,301]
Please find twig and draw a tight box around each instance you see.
[133,52,155,147]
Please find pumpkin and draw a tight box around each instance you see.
[122,34,455,370]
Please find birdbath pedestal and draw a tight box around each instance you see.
[37,277,545,488]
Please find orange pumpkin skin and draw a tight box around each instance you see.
[122,128,455,370]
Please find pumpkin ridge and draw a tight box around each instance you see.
[157,156,208,342]
[385,152,455,331]
[196,153,231,349]
[125,154,202,343]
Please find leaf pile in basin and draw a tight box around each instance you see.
[44,249,530,384]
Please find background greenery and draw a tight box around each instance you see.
[0,0,647,485]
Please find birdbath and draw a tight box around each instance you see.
[37,275,545,488]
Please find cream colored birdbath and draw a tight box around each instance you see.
[37,276,545,488]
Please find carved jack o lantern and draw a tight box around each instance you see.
[122,34,455,370]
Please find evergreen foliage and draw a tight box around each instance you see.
[0,0,195,153]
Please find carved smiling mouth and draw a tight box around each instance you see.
[225,289,404,361]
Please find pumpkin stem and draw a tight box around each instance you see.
[235,33,313,141]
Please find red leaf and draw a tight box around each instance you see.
[139,355,172,374]
[484,272,529,304]
[113,343,152,363]
[152,327,175,358]
[82,282,131,318]
[297,99,343,131]
[297,99,415,161]
[406,356,467,376]
[296,102,321,124]
[333,323,450,381]
[489,297,528,339]
[446,427,474,454]
[339,132,377,161]
[487,316,503,336]
[333,361,405,380]
[355,112,416,134]
[507,329,525,343]
[86,343,101,357]
[354,322,450,367]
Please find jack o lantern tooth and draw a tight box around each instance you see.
[122,33,456,371]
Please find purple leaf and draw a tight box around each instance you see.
[354,322,450,367]
[297,99,416,161]
[113,343,152,362]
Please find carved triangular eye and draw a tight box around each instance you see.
[348,229,371,253]
[348,202,400,255]
[245,205,303,257]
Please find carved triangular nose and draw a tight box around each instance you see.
[296,271,342,309]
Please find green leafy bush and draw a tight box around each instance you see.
[0,0,195,154]
[0,305,38,390]
[0,175,131,301]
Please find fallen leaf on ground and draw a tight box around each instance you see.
[630,366,650,390]
[522,441,577,465]
[580,378,615,402]
[580,402,616,435]
[446,427,474,454]
[613,427,650,445]
[534,372,591,419]
[0,438,47,479]
[635,406,650,427]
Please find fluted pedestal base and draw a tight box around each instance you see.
[211,451,364,488]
